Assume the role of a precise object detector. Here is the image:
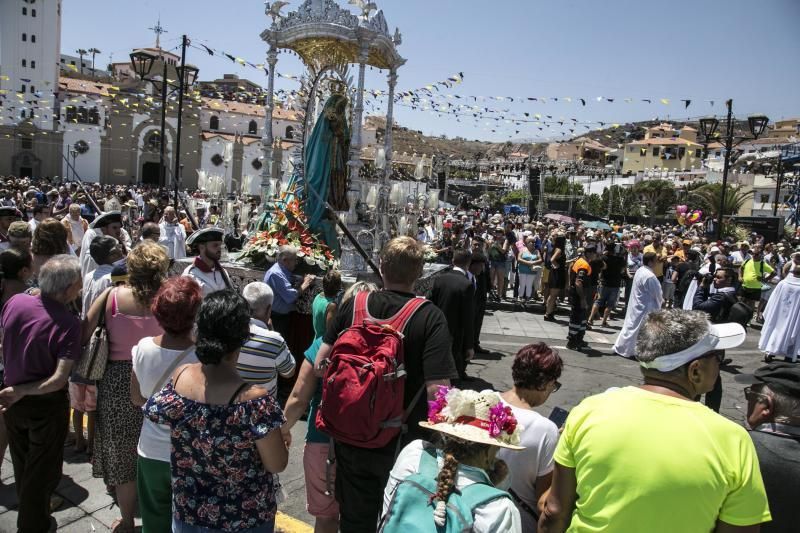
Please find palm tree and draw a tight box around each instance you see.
[76,48,88,75]
[689,183,753,218]
[88,48,101,77]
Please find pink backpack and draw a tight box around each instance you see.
[316,291,427,448]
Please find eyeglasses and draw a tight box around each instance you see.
[552,380,562,393]
[699,350,725,364]
[744,386,769,403]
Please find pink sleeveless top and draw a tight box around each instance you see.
[105,288,163,361]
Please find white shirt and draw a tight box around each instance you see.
[28,218,39,234]
[182,262,229,297]
[79,228,100,279]
[82,264,113,318]
[69,218,86,249]
[496,403,559,532]
[730,250,752,266]
[132,337,198,462]
[80,227,132,279]
[158,221,187,259]
[383,439,522,533]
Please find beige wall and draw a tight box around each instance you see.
[622,142,703,174]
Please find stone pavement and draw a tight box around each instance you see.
[0,306,768,531]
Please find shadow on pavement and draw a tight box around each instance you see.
[472,350,507,361]
[456,376,498,393]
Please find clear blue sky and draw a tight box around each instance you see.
[62,0,800,144]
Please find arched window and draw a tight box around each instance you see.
[285,125,295,139]
[88,107,100,125]
[145,131,161,150]
[77,107,88,123]
[248,120,258,135]
[209,115,219,130]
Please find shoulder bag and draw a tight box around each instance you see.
[74,289,112,381]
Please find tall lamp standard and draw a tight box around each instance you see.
[130,45,198,207]
[698,100,769,240]
[173,35,199,210]
[130,50,164,184]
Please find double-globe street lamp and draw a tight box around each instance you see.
[698,100,769,240]
[130,37,198,208]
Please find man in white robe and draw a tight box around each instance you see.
[759,266,800,362]
[614,252,663,358]
[158,206,187,260]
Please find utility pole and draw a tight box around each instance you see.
[173,35,188,209]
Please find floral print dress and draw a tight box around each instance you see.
[144,381,285,531]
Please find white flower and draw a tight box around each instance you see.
[441,389,480,420]
[473,391,500,421]
[304,256,316,265]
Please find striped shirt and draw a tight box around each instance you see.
[236,318,296,397]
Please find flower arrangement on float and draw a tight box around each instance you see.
[237,198,336,272]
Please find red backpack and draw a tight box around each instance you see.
[316,291,428,449]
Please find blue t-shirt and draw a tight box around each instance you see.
[303,337,328,444]
[518,250,538,275]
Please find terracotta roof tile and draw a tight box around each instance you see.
[201,97,300,121]
[58,77,112,96]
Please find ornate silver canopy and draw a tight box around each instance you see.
[258,0,406,207]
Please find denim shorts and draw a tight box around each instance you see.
[595,286,620,309]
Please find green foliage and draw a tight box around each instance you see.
[600,185,643,218]
[501,189,527,205]
[689,183,753,218]
[544,175,583,196]
[632,179,677,223]
[581,193,605,216]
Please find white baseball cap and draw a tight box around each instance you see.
[638,322,746,372]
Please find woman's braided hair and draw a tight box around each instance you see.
[431,437,505,527]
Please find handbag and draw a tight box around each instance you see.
[74,289,112,381]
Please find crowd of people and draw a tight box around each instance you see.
[0,172,798,533]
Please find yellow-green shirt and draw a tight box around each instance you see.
[741,259,774,290]
[554,386,771,532]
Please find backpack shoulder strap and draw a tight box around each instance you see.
[384,297,429,333]
[352,291,370,326]
[416,444,440,479]
[458,481,511,513]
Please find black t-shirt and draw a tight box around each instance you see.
[589,258,605,286]
[323,290,457,440]
[676,262,695,290]
[600,255,626,288]
[748,429,800,532]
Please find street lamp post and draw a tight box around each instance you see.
[70,147,78,181]
[130,50,166,187]
[698,99,768,240]
[772,152,785,217]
